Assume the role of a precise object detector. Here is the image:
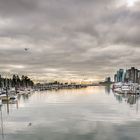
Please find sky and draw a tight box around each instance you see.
[0,0,140,82]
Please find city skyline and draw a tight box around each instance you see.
[0,0,140,82]
[113,67,140,83]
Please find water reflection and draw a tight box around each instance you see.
[113,89,140,105]
[112,87,140,114]
[105,85,111,94]
[0,104,4,140]
[1,100,19,114]
[1,87,140,140]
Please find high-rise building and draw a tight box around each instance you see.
[114,67,140,83]
[114,74,117,82]
[138,71,140,84]
[116,69,124,82]
[125,67,139,83]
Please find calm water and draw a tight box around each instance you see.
[1,86,140,140]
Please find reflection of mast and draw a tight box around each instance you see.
[6,101,9,115]
[16,101,19,110]
[0,106,4,140]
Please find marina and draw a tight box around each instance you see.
[0,0,140,139]
[112,82,140,94]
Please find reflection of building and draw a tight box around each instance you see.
[105,85,111,94]
[113,92,139,105]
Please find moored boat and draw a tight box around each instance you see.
[112,82,140,94]
[9,95,18,101]
[0,94,10,101]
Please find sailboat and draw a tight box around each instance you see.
[0,89,10,101]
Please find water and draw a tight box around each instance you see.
[1,86,140,140]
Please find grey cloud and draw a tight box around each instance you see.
[0,0,140,81]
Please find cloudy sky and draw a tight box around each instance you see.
[0,0,140,82]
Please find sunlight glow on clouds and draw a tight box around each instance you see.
[9,65,25,69]
[126,0,139,7]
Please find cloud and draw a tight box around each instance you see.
[0,0,140,82]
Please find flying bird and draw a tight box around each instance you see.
[28,123,32,126]
[24,48,29,51]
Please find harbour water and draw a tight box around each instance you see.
[1,86,140,140]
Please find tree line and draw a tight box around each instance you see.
[0,75,34,89]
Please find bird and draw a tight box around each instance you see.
[28,123,32,126]
[24,48,29,51]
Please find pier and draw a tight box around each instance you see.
[34,83,88,91]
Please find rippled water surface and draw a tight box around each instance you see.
[1,86,140,140]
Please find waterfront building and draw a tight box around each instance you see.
[138,71,140,84]
[125,67,139,83]
[105,77,111,83]
[114,74,117,82]
[114,67,140,83]
[116,69,124,82]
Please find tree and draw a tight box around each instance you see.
[16,75,21,88]
[12,75,17,87]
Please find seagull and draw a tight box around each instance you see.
[24,48,29,51]
[28,123,32,126]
